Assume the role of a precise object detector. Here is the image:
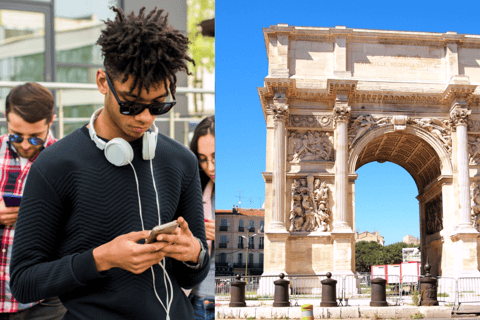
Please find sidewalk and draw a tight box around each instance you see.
[216,305,453,319]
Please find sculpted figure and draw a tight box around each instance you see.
[350,115,374,146]
[301,194,316,231]
[289,194,304,232]
[471,182,480,229]
[313,180,330,231]
[468,137,480,164]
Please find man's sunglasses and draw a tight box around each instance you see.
[105,72,176,116]
[9,134,44,146]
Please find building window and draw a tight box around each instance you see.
[260,253,264,266]
[249,236,254,249]
[238,219,244,232]
[219,235,227,248]
[249,220,255,232]
[238,253,242,264]
[238,236,244,249]
[260,221,264,232]
[220,219,228,231]
[218,253,226,264]
[259,237,264,249]
[248,253,254,267]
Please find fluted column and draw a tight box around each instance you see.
[450,107,473,229]
[333,99,351,230]
[269,92,289,230]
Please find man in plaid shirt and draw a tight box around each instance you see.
[0,83,65,319]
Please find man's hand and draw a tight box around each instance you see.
[0,200,18,226]
[205,219,215,241]
[92,231,169,274]
[156,217,201,264]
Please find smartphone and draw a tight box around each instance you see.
[145,220,179,244]
[3,194,22,207]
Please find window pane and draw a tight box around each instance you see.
[0,10,45,83]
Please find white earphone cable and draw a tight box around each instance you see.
[129,161,173,320]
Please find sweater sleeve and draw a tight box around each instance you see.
[10,164,103,303]
[168,165,210,289]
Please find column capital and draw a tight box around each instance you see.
[449,107,471,128]
[333,103,351,124]
[267,91,289,122]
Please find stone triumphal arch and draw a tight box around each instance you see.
[258,25,480,278]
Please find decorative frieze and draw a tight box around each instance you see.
[289,177,331,232]
[347,115,391,148]
[407,118,452,154]
[289,115,333,128]
[426,195,443,236]
[287,130,333,162]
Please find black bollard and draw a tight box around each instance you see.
[320,272,338,307]
[229,274,247,307]
[419,259,439,306]
[370,278,388,306]
[273,273,290,307]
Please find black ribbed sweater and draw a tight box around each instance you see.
[10,125,209,319]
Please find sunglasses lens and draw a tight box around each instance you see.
[150,102,176,115]
[28,137,44,146]
[9,134,22,143]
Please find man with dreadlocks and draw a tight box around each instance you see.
[10,7,208,320]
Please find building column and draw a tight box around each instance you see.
[333,97,351,231]
[449,106,480,277]
[269,91,289,231]
[450,107,474,230]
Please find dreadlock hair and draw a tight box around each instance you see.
[97,6,194,98]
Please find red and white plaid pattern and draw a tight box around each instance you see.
[0,133,56,313]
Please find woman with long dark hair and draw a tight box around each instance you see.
[189,115,215,320]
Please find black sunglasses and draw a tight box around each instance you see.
[105,72,176,116]
[9,134,44,146]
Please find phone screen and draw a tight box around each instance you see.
[3,194,22,207]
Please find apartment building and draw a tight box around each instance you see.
[215,207,265,276]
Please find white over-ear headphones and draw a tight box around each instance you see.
[88,107,158,166]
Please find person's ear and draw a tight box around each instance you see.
[96,69,108,95]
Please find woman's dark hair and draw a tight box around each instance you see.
[97,6,194,98]
[5,82,54,123]
[190,115,215,191]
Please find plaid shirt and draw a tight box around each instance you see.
[0,133,56,313]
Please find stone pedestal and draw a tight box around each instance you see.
[331,231,355,274]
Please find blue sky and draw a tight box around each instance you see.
[215,0,480,245]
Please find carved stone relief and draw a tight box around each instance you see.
[468,120,480,132]
[289,115,333,128]
[470,182,480,230]
[468,134,480,164]
[289,178,331,232]
[407,118,452,154]
[347,115,391,148]
[425,195,443,235]
[287,130,333,162]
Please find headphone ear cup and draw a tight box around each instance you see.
[142,132,157,160]
[104,138,134,166]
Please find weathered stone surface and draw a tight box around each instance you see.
[259,25,480,279]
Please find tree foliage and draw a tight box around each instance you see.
[187,0,215,73]
[355,241,419,273]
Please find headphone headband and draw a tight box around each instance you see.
[88,107,158,165]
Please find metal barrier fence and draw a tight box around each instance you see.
[215,274,480,307]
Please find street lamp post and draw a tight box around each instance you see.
[242,232,258,279]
